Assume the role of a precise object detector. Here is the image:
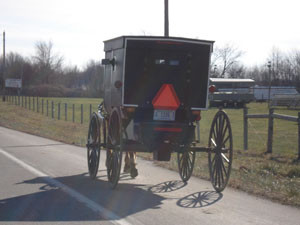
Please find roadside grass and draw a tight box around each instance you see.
[0,99,299,207]
[0,98,90,146]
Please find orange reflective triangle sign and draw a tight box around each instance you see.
[152,84,180,110]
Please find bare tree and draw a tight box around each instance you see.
[32,40,64,84]
[268,47,284,82]
[227,63,245,78]
[213,43,244,77]
[4,52,25,79]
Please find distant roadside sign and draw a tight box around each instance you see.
[5,79,22,88]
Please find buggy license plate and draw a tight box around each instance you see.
[153,109,175,121]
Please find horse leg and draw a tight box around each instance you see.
[123,152,130,173]
[129,152,138,178]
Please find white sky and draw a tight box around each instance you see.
[1,0,300,68]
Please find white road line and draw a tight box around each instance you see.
[0,148,141,225]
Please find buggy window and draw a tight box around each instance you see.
[155,59,166,65]
[155,59,180,66]
[169,60,179,66]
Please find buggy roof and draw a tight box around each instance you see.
[103,35,214,52]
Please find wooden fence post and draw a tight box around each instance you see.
[25,96,27,108]
[298,112,300,161]
[37,97,39,113]
[72,104,75,123]
[266,108,274,154]
[22,96,23,107]
[18,95,20,106]
[46,100,49,116]
[42,99,44,114]
[58,103,60,120]
[81,104,83,124]
[29,97,31,110]
[65,103,67,121]
[243,107,248,151]
[33,97,35,111]
[51,101,54,119]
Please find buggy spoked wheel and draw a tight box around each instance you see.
[87,113,105,179]
[106,108,123,189]
[177,150,195,183]
[208,110,233,192]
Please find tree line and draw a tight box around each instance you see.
[0,41,104,97]
[211,43,300,90]
[1,40,299,97]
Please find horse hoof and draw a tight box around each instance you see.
[130,168,138,178]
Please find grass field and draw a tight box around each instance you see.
[0,97,299,207]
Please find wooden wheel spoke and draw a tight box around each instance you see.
[215,117,219,135]
[219,114,224,138]
[179,153,184,165]
[221,122,228,141]
[222,135,230,147]
[211,154,216,168]
[183,161,187,178]
[220,157,228,178]
[218,159,225,185]
[212,156,217,180]
[215,158,220,188]
[221,153,230,164]
[213,129,217,142]
[211,138,217,147]
[187,154,192,168]
[214,159,218,187]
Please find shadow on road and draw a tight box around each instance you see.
[0,172,165,221]
[148,180,187,193]
[177,191,223,208]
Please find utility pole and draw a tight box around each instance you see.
[164,0,169,37]
[2,31,5,88]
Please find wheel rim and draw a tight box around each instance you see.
[208,110,233,192]
[87,114,101,179]
[177,150,195,183]
[107,109,123,189]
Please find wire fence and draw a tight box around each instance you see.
[2,95,99,124]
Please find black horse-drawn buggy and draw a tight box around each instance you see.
[86,36,233,192]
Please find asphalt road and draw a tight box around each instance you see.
[0,126,299,225]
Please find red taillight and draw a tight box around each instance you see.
[152,84,180,110]
[125,107,135,113]
[209,85,216,93]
